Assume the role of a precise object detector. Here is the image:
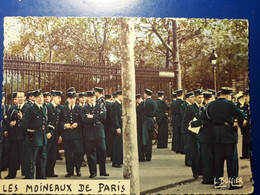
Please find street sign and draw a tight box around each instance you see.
[159,71,175,78]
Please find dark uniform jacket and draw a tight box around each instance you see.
[1,104,9,141]
[180,101,191,134]
[156,99,170,124]
[191,105,214,143]
[103,101,112,129]
[20,103,48,146]
[182,103,200,134]
[60,104,82,141]
[7,103,30,140]
[81,103,106,140]
[207,98,245,143]
[171,98,184,126]
[46,102,61,141]
[111,100,122,132]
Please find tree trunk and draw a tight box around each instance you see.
[120,18,140,195]
[172,20,182,89]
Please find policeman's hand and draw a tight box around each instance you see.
[242,120,247,127]
[17,111,23,118]
[47,133,52,139]
[4,131,8,137]
[10,120,16,126]
[64,123,71,129]
[116,128,121,134]
[71,123,78,129]
[87,114,94,118]
[233,122,238,127]
[189,121,192,126]
[58,136,62,144]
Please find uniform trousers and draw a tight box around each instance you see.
[157,120,168,148]
[7,140,26,177]
[46,138,58,176]
[85,138,107,175]
[190,133,200,177]
[25,144,47,179]
[214,143,236,179]
[200,142,214,183]
[173,126,182,152]
[113,133,123,165]
[64,139,82,174]
[183,133,191,165]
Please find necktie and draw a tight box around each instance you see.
[40,106,43,112]
[70,106,73,111]
[18,105,21,110]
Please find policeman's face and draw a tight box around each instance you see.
[35,94,44,105]
[79,97,86,104]
[136,98,142,104]
[17,92,25,104]
[67,97,76,105]
[244,95,250,103]
[52,96,61,105]
[89,96,96,104]
[44,96,51,103]
[118,95,123,102]
[188,96,195,104]
[195,95,204,104]
[13,97,18,105]
[227,94,232,101]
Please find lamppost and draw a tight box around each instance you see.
[210,49,218,91]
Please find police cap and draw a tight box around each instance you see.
[94,87,104,94]
[158,91,164,97]
[144,89,153,96]
[194,89,204,96]
[43,92,51,97]
[221,87,233,95]
[185,91,194,98]
[243,89,249,95]
[51,90,63,97]
[203,91,212,99]
[33,89,43,97]
[86,91,95,97]
[136,94,142,99]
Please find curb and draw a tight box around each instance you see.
[140,178,199,194]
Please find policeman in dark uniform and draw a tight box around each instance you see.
[170,91,177,151]
[94,87,106,108]
[183,89,204,179]
[104,94,113,159]
[78,92,86,107]
[1,92,17,172]
[26,91,35,106]
[60,87,83,177]
[5,91,29,179]
[140,89,157,161]
[241,89,251,159]
[1,92,9,178]
[191,91,214,184]
[171,90,184,153]
[136,94,145,161]
[81,91,109,178]
[45,90,63,177]
[207,87,246,189]
[156,91,170,148]
[20,89,48,179]
[180,91,195,166]
[111,90,123,168]
[43,92,51,104]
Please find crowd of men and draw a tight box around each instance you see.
[169,87,251,190]
[0,86,251,190]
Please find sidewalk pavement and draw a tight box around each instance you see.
[1,134,254,194]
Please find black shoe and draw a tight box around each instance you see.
[185,163,191,167]
[112,163,122,168]
[240,156,247,159]
[77,172,82,177]
[202,180,214,184]
[47,174,59,177]
[89,174,96,178]
[5,175,15,179]
[100,173,109,176]
[146,159,151,161]
[65,173,73,178]
[193,175,198,179]
[57,157,63,160]
[139,159,145,162]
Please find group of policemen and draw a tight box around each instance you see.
[0,85,251,190]
[169,87,251,190]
